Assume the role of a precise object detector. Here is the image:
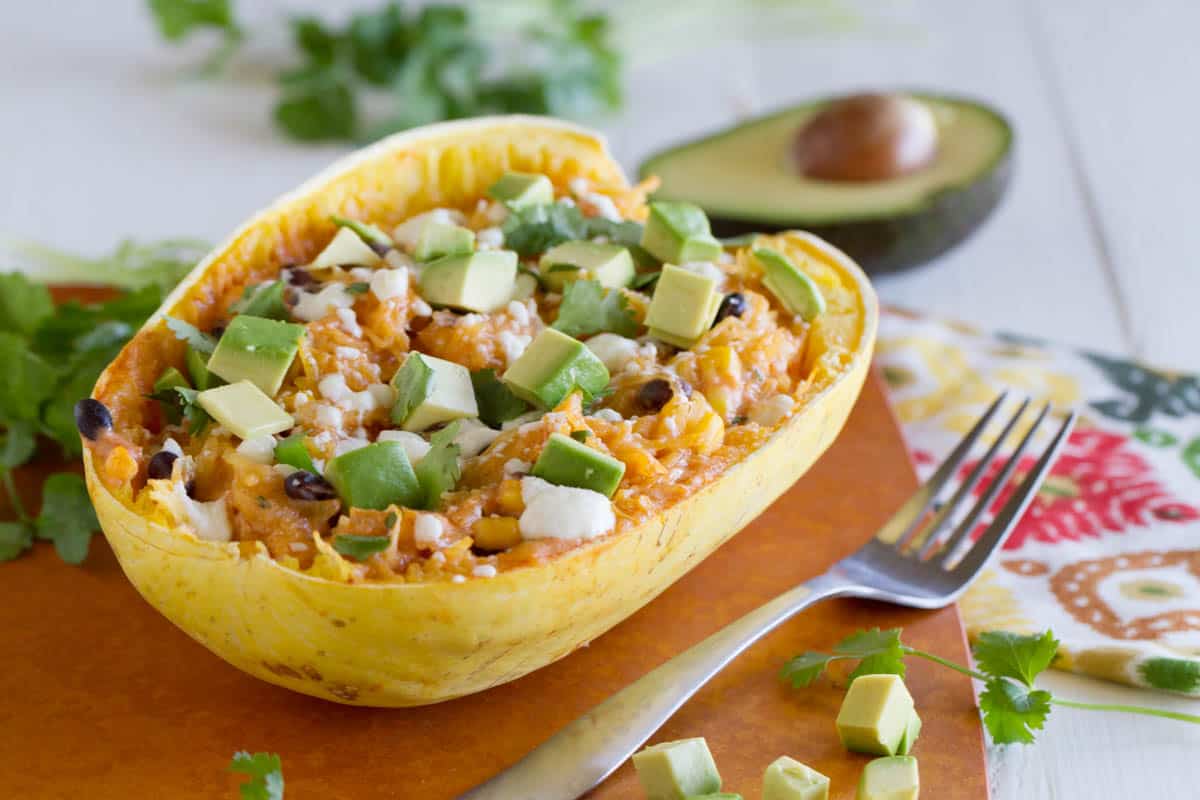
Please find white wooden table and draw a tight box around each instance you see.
[2,2,1197,797]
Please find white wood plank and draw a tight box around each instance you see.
[1028,0,1200,371]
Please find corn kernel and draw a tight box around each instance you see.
[472,516,522,552]
[497,478,524,515]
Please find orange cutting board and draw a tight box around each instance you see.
[0,364,989,799]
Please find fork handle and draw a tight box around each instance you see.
[458,573,851,800]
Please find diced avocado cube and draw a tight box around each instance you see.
[205,315,306,397]
[539,241,636,291]
[487,171,554,209]
[632,738,722,800]
[836,674,916,756]
[857,756,919,800]
[501,328,609,409]
[153,366,190,394]
[419,250,518,313]
[231,280,289,321]
[196,381,293,440]
[274,432,317,473]
[896,709,922,756]
[310,226,383,270]
[532,432,625,497]
[762,756,830,800]
[413,222,476,262]
[641,201,723,264]
[390,352,479,432]
[753,248,826,322]
[186,346,217,391]
[645,264,723,349]
[324,441,422,510]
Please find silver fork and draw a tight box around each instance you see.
[461,394,1077,800]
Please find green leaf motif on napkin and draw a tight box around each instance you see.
[1084,352,1200,424]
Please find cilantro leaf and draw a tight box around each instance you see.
[502,202,590,257]
[0,422,37,470]
[274,70,359,143]
[972,630,1059,687]
[780,651,838,688]
[0,273,55,337]
[147,0,238,41]
[471,369,529,427]
[1139,657,1200,694]
[35,473,99,565]
[165,316,217,354]
[415,421,462,510]
[978,678,1052,744]
[42,337,127,457]
[0,521,34,562]
[629,271,661,291]
[229,751,285,800]
[390,355,434,426]
[0,333,58,423]
[231,281,289,321]
[9,238,205,294]
[834,628,903,656]
[150,386,210,436]
[552,280,637,338]
[332,534,390,561]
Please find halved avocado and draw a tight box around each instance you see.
[639,93,1013,273]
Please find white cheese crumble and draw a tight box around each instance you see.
[314,404,344,429]
[335,346,360,361]
[749,393,795,427]
[454,418,501,458]
[518,476,615,541]
[161,437,184,457]
[506,299,531,326]
[385,249,417,271]
[585,193,622,221]
[451,574,467,583]
[318,375,394,414]
[370,267,409,301]
[585,333,640,373]
[347,267,373,281]
[568,177,590,196]
[476,227,504,250]
[413,513,444,547]
[503,458,531,477]
[393,208,465,252]
[334,437,371,457]
[589,408,623,423]
[502,411,543,431]
[473,564,498,578]
[430,550,446,563]
[678,261,726,284]
[477,198,509,225]
[376,430,431,464]
[292,283,355,322]
[235,435,276,464]
[412,298,433,317]
[289,541,309,553]
[498,330,531,362]
[163,482,232,543]
[336,307,362,337]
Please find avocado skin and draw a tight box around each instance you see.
[706,148,1011,274]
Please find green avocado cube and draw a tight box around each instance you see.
[857,756,919,800]
[641,201,722,264]
[762,756,830,800]
[539,240,636,291]
[753,248,826,322]
[532,432,625,497]
[501,328,609,409]
[205,315,306,397]
[390,352,479,432]
[896,709,922,756]
[274,432,317,474]
[419,250,518,313]
[186,346,216,391]
[153,366,190,394]
[487,171,554,209]
[196,381,294,440]
[836,674,916,756]
[413,222,476,262]
[645,265,723,349]
[309,226,382,270]
[324,441,422,510]
[632,738,722,800]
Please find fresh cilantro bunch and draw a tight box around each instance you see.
[229,751,284,800]
[147,0,622,143]
[783,628,1200,745]
[0,240,203,565]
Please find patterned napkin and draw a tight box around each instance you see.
[876,308,1200,695]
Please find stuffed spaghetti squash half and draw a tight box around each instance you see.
[80,117,877,706]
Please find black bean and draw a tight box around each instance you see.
[74,398,112,441]
[286,267,316,287]
[147,451,178,480]
[209,325,226,339]
[635,378,674,414]
[185,479,197,498]
[368,241,392,257]
[284,471,339,501]
[714,292,747,325]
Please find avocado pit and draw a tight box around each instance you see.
[793,92,939,182]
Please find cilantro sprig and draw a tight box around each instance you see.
[783,628,1200,745]
[552,279,638,339]
[229,751,284,800]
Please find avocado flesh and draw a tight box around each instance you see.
[639,94,1012,273]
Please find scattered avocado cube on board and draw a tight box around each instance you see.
[310,226,382,269]
[196,381,293,440]
[488,171,554,209]
[324,441,422,510]
[539,240,636,291]
[753,247,826,322]
[205,315,305,397]
[641,200,723,264]
[532,432,625,497]
[836,674,916,756]
[414,222,475,262]
[419,250,518,313]
[857,755,919,800]
[502,328,609,409]
[762,756,830,800]
[390,352,479,432]
[632,738,723,800]
[896,709,922,755]
[645,264,723,348]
